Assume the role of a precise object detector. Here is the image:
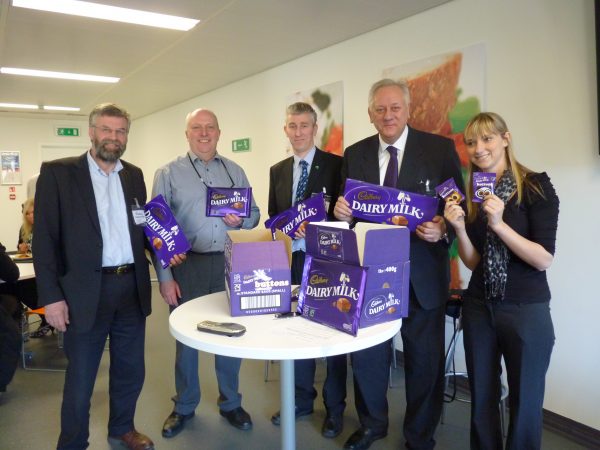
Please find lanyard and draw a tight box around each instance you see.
[188,153,235,188]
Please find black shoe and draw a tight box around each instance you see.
[322,414,343,438]
[220,406,252,430]
[161,411,194,438]
[343,427,387,450]
[270,406,314,426]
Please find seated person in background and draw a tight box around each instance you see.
[15,198,49,337]
[17,198,34,254]
[0,241,21,393]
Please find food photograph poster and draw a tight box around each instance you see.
[286,81,344,156]
[1,151,22,185]
[382,43,486,288]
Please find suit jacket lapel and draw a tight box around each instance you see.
[304,148,323,199]
[281,157,294,208]
[362,135,381,185]
[398,127,423,190]
[119,166,135,235]
[75,153,102,237]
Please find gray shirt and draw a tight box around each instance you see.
[152,151,260,282]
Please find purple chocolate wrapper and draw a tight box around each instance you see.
[206,187,252,217]
[297,256,366,336]
[144,195,192,268]
[435,177,465,203]
[472,172,495,203]
[343,179,438,231]
[264,193,327,238]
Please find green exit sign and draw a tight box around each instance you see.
[232,138,251,152]
[56,127,80,137]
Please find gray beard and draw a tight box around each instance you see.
[94,139,126,162]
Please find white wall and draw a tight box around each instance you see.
[0,0,597,431]
[129,0,599,430]
[0,117,88,248]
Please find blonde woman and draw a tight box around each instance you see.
[17,198,34,254]
[444,112,559,449]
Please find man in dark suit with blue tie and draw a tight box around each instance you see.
[334,79,464,450]
[33,103,182,450]
[268,102,347,439]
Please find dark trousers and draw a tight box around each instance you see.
[401,291,446,450]
[349,340,392,432]
[171,252,242,414]
[0,295,20,392]
[58,272,145,450]
[292,250,348,414]
[462,298,554,450]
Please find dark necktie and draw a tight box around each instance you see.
[295,160,309,204]
[383,146,398,187]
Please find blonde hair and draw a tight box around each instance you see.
[463,112,543,222]
[20,197,34,243]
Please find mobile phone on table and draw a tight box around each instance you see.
[197,321,246,337]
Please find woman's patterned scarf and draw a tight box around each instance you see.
[479,169,516,300]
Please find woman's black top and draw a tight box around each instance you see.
[464,172,559,304]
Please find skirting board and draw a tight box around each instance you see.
[393,349,600,449]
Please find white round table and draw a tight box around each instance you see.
[169,291,401,450]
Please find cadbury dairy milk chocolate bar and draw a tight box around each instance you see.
[264,193,327,238]
[206,187,252,217]
[144,194,192,268]
[472,172,495,203]
[297,255,366,336]
[435,177,465,203]
[343,179,438,231]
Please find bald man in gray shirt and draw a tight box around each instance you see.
[154,108,260,438]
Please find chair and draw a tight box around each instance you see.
[389,331,400,388]
[21,307,66,372]
[441,291,508,437]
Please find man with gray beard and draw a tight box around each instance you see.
[34,103,182,450]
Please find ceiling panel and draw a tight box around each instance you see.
[0,0,451,120]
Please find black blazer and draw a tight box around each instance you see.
[33,153,151,332]
[268,148,343,218]
[341,128,464,309]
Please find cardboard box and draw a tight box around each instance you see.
[297,222,410,335]
[225,229,292,316]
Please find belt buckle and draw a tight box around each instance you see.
[116,265,126,275]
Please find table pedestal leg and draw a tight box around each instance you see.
[280,359,295,450]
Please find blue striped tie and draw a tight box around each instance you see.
[295,160,309,204]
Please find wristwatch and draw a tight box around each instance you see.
[439,232,449,244]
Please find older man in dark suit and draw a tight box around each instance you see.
[334,79,464,450]
[34,103,181,450]
[268,102,347,439]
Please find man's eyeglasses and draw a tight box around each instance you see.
[92,125,128,137]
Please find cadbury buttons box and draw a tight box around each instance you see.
[144,194,192,269]
[343,178,438,231]
[298,256,367,336]
[300,223,409,334]
[206,187,252,217]
[225,229,292,316]
[264,193,327,238]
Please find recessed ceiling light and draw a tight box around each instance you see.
[13,0,200,31]
[0,102,39,109]
[43,105,81,111]
[1,67,119,83]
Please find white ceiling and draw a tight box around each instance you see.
[0,0,450,121]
